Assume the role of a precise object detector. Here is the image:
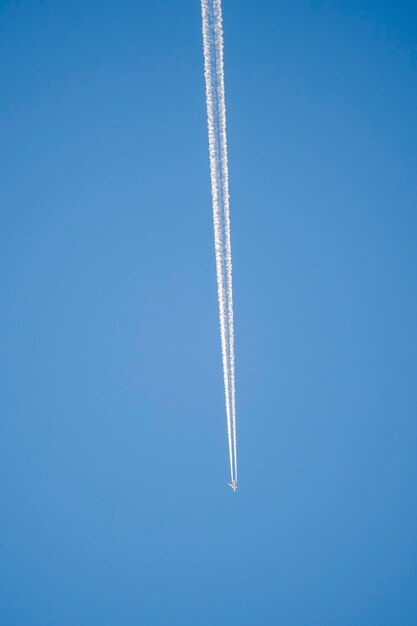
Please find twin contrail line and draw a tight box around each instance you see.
[201,0,238,489]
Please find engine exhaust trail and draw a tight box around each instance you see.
[201,0,238,488]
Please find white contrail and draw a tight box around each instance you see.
[201,0,238,487]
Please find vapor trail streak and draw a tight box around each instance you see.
[201,0,238,487]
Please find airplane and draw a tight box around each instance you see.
[228,480,238,492]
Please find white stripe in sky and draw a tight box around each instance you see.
[201,0,238,488]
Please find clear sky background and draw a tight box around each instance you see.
[1,1,416,624]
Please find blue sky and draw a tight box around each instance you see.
[1,1,416,624]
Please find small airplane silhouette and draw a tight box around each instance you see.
[228,480,238,492]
